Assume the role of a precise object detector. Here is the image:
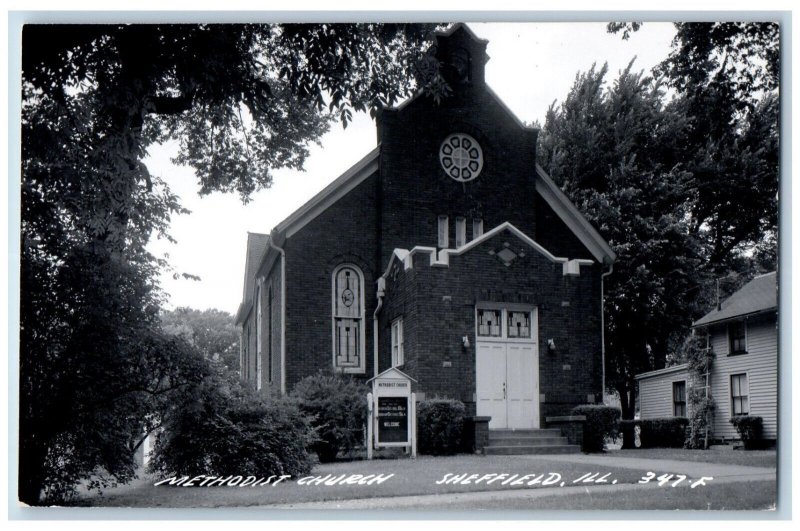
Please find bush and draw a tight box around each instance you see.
[572,405,620,453]
[150,371,315,478]
[417,398,465,455]
[290,371,369,462]
[638,417,689,448]
[730,416,763,450]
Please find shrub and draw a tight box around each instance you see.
[417,398,465,455]
[150,371,315,479]
[572,405,620,453]
[730,416,763,450]
[638,417,689,448]
[290,371,369,462]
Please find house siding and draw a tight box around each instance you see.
[637,312,777,442]
[637,366,689,419]
[707,314,777,440]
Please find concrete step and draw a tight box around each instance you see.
[488,429,562,438]
[488,437,569,446]
[483,444,581,455]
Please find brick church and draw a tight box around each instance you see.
[236,24,616,430]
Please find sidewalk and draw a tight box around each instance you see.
[263,454,775,510]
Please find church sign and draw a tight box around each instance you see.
[367,368,417,458]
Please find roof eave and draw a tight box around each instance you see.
[692,307,778,329]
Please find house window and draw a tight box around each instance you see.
[673,381,687,417]
[455,217,466,248]
[728,321,747,354]
[473,218,484,239]
[477,309,502,337]
[438,215,449,248]
[391,318,404,367]
[333,265,365,372]
[731,373,749,416]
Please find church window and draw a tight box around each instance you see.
[332,264,365,372]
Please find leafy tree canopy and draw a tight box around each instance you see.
[20,23,439,505]
[160,307,240,370]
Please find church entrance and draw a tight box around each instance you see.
[475,306,539,429]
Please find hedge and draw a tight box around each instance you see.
[638,417,689,448]
[730,416,763,450]
[417,398,465,455]
[572,405,620,453]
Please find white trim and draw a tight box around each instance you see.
[275,146,380,239]
[635,363,690,381]
[535,164,616,264]
[331,263,367,374]
[397,222,594,276]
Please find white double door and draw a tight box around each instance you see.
[476,308,539,429]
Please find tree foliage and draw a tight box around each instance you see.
[148,367,315,480]
[539,22,779,448]
[20,23,437,505]
[160,307,240,370]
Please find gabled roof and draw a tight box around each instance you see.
[235,232,269,325]
[693,272,777,327]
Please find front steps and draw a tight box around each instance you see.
[483,428,580,455]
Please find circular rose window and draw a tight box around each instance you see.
[439,133,483,182]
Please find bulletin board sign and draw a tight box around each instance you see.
[377,396,409,444]
[367,367,417,458]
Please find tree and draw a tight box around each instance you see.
[538,63,708,446]
[542,23,779,447]
[161,307,240,370]
[20,23,438,504]
[608,22,779,273]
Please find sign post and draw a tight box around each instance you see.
[367,368,417,459]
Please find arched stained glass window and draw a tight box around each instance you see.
[332,264,365,372]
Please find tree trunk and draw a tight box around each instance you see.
[617,380,637,449]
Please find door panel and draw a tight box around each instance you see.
[476,342,507,429]
[506,343,538,429]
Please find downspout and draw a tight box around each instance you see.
[601,262,614,404]
[269,233,287,395]
[373,276,386,378]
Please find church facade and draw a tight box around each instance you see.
[236,25,616,429]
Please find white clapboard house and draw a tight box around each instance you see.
[635,272,778,443]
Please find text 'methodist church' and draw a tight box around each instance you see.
[236,24,616,430]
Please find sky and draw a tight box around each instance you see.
[144,22,680,315]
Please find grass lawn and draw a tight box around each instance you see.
[607,448,777,468]
[448,480,777,511]
[79,454,653,508]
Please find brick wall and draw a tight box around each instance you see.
[378,226,602,426]
[282,173,381,390]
